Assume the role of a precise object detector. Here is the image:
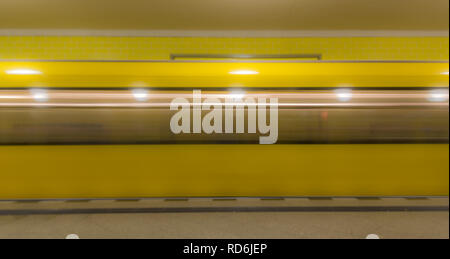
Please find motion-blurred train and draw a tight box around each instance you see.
[0,60,448,199]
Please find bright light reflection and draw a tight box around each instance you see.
[428,89,449,102]
[229,70,259,75]
[131,89,149,101]
[335,88,353,102]
[6,69,42,75]
[30,89,48,102]
[228,90,246,100]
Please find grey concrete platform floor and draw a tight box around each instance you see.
[0,197,448,239]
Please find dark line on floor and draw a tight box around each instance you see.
[0,206,448,215]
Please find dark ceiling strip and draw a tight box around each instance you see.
[0,59,448,63]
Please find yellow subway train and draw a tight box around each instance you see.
[0,60,448,199]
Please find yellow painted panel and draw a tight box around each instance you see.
[0,61,448,87]
[0,36,448,61]
[0,144,448,199]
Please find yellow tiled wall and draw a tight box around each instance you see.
[0,36,448,60]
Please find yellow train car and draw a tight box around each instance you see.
[0,60,448,199]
